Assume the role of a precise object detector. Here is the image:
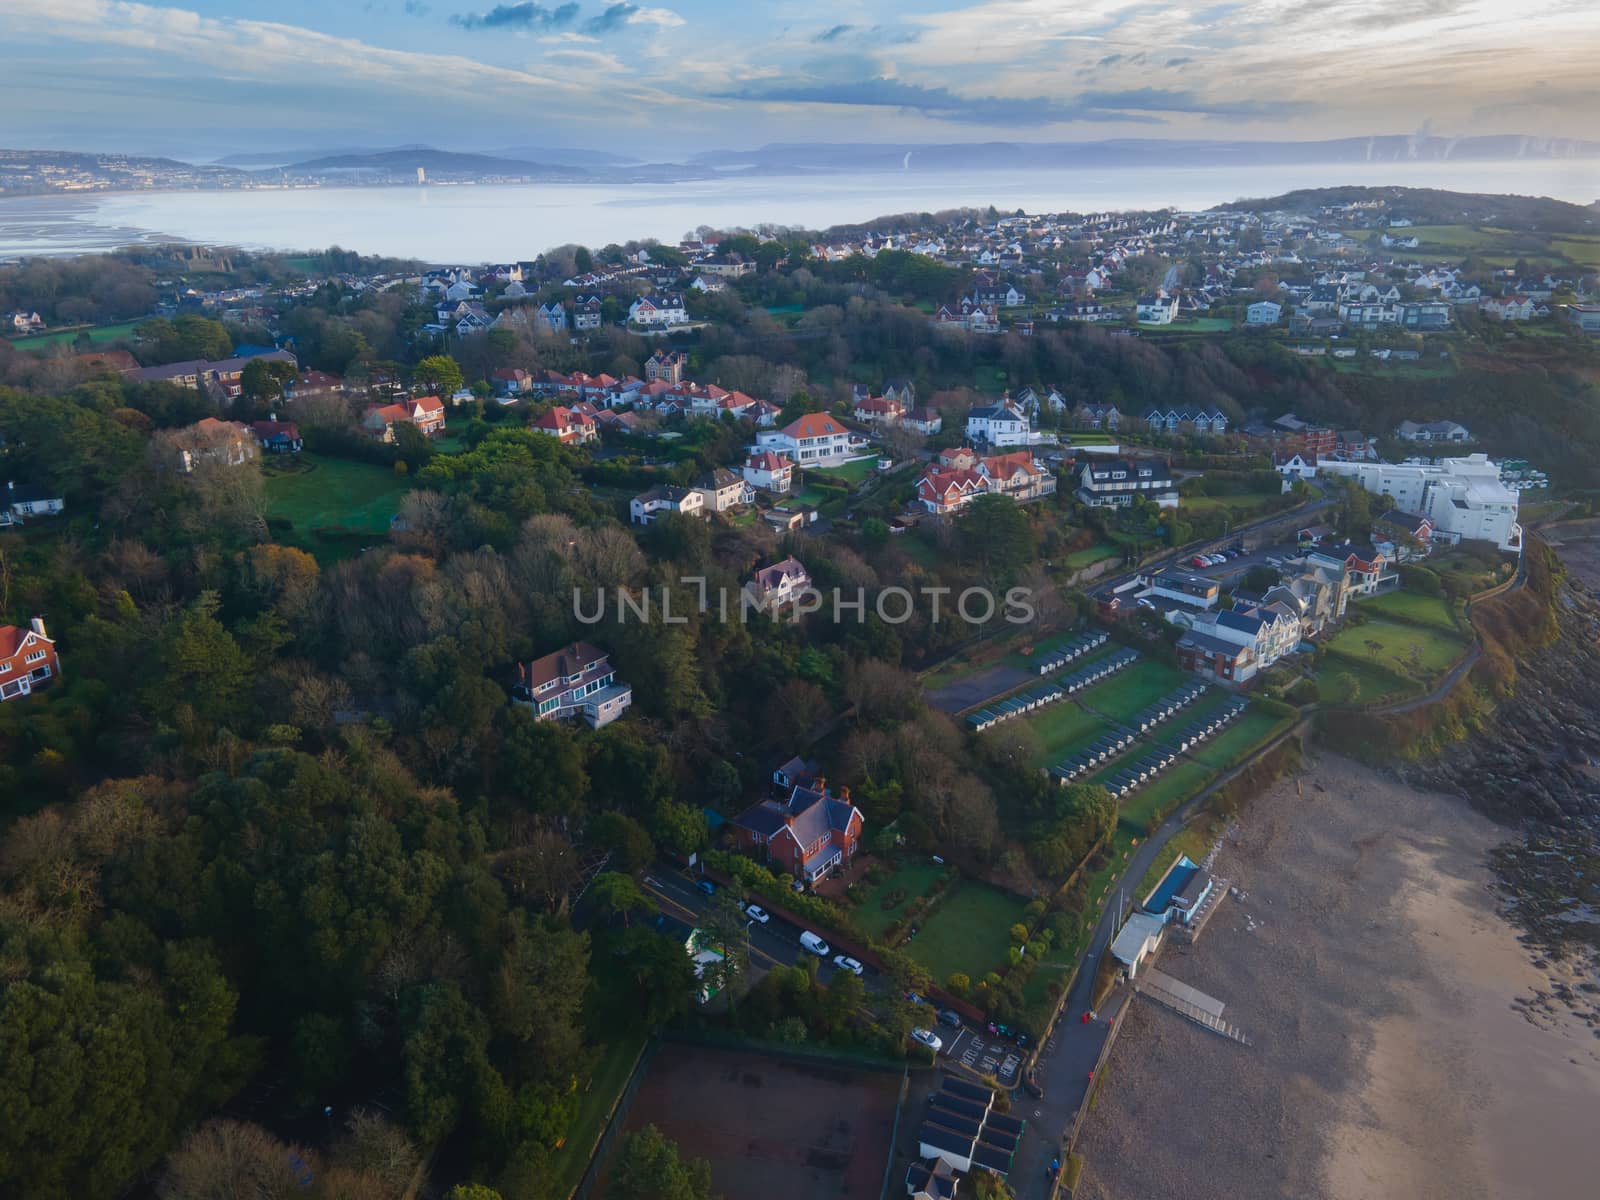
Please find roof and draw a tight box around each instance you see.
[746,450,794,471]
[752,556,809,593]
[782,412,848,439]
[520,642,611,691]
[1178,630,1251,660]
[0,624,51,659]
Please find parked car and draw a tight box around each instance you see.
[904,990,930,1006]
[832,954,864,976]
[743,903,770,924]
[1023,1071,1045,1099]
[937,1009,962,1029]
[799,930,830,957]
[911,1028,943,1053]
[695,879,715,896]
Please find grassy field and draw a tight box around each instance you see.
[1061,432,1117,446]
[1325,616,1467,677]
[1019,702,1114,770]
[853,860,946,941]
[1188,709,1292,770]
[1316,656,1420,705]
[972,365,1010,392]
[907,880,1030,983]
[1353,588,1461,632]
[1114,760,1216,833]
[264,454,409,557]
[1181,491,1284,520]
[807,455,879,486]
[1065,542,1122,570]
[8,320,141,351]
[1073,660,1188,723]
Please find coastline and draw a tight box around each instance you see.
[1075,753,1600,1200]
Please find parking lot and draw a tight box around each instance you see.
[944,1026,1023,1086]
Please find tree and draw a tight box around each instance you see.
[574,246,594,275]
[590,871,656,928]
[590,811,655,871]
[959,494,1036,588]
[605,1126,715,1200]
[446,1187,505,1200]
[156,1120,310,1200]
[414,354,465,398]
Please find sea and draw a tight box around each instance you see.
[1,160,1597,263]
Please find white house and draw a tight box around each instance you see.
[628,294,689,327]
[1275,451,1318,490]
[1136,293,1180,325]
[742,450,794,494]
[1246,300,1282,325]
[754,412,855,466]
[1076,457,1180,509]
[629,485,706,524]
[745,556,812,612]
[965,399,1030,447]
[693,467,750,513]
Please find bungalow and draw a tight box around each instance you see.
[362,395,446,441]
[628,293,689,327]
[0,618,60,703]
[510,641,632,729]
[693,467,750,513]
[1395,419,1469,443]
[1,482,64,526]
[533,405,598,445]
[629,485,705,525]
[742,450,795,494]
[731,780,864,884]
[251,420,303,454]
[745,556,813,611]
[965,399,1030,447]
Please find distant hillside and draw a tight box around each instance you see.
[215,144,432,166]
[1217,186,1600,233]
[277,149,589,179]
[692,135,1600,175]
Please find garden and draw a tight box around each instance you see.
[263,452,410,560]
[1323,615,1467,678]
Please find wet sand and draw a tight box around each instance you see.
[1076,754,1600,1200]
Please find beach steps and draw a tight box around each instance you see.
[1136,975,1252,1046]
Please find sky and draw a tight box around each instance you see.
[2,0,1598,160]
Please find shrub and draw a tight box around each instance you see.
[1008,923,1029,946]
[946,972,971,997]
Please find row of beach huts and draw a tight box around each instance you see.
[967,646,1139,733]
[1033,629,1111,676]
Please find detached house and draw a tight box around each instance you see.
[628,293,689,327]
[742,450,794,494]
[745,556,813,612]
[533,405,598,445]
[732,780,865,885]
[1136,293,1180,325]
[693,467,750,513]
[251,420,303,454]
[853,395,905,424]
[754,412,855,466]
[629,485,705,524]
[0,618,59,703]
[510,641,632,729]
[2,482,64,525]
[965,398,1030,447]
[362,396,446,441]
[1076,457,1179,509]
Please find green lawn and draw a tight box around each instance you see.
[1019,702,1114,770]
[807,455,879,486]
[9,320,142,351]
[547,1031,649,1200]
[1074,660,1188,723]
[1353,588,1460,632]
[1064,543,1121,570]
[1181,491,1283,519]
[1316,657,1419,705]
[264,454,409,555]
[1188,709,1292,770]
[853,860,946,941]
[906,881,1030,984]
[1114,760,1216,833]
[1060,433,1117,446]
[1325,616,1467,677]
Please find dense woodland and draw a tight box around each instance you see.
[1,214,1598,1199]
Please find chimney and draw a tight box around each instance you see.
[30,617,46,639]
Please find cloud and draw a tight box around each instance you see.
[450,2,579,30]
[717,76,1164,125]
[1166,56,1193,67]
[1074,87,1313,120]
[1098,53,1122,66]
[582,3,634,33]
[404,1,431,15]
[815,24,853,43]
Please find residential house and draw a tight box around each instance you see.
[1334,430,1377,461]
[533,405,598,446]
[1076,457,1179,509]
[1567,303,1600,334]
[361,396,446,441]
[2,482,64,525]
[915,449,1054,515]
[745,556,813,611]
[1264,562,1347,635]
[902,407,943,435]
[283,369,344,405]
[1071,402,1122,431]
[535,302,569,335]
[965,398,1030,447]
[1401,300,1453,330]
[1136,293,1179,324]
[510,641,632,729]
[127,348,298,400]
[1394,419,1470,443]
[693,467,750,513]
[251,420,302,454]
[742,450,795,494]
[1481,295,1536,322]
[5,310,45,334]
[628,293,689,327]
[853,395,905,424]
[1372,509,1433,561]
[971,280,1027,308]
[1246,300,1283,325]
[491,367,533,400]
[0,618,59,702]
[1275,451,1318,487]
[1176,630,1256,683]
[1307,541,1394,599]
[645,349,689,384]
[629,485,705,524]
[754,412,856,466]
[731,780,865,884]
[154,418,257,473]
[1143,407,1229,436]
[572,295,604,331]
[882,379,917,407]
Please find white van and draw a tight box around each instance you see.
[799,931,830,957]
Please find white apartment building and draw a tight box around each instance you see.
[1317,453,1522,552]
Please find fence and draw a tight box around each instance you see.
[569,1038,657,1200]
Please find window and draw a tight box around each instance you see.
[24,650,47,664]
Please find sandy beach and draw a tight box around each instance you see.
[1075,753,1600,1200]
